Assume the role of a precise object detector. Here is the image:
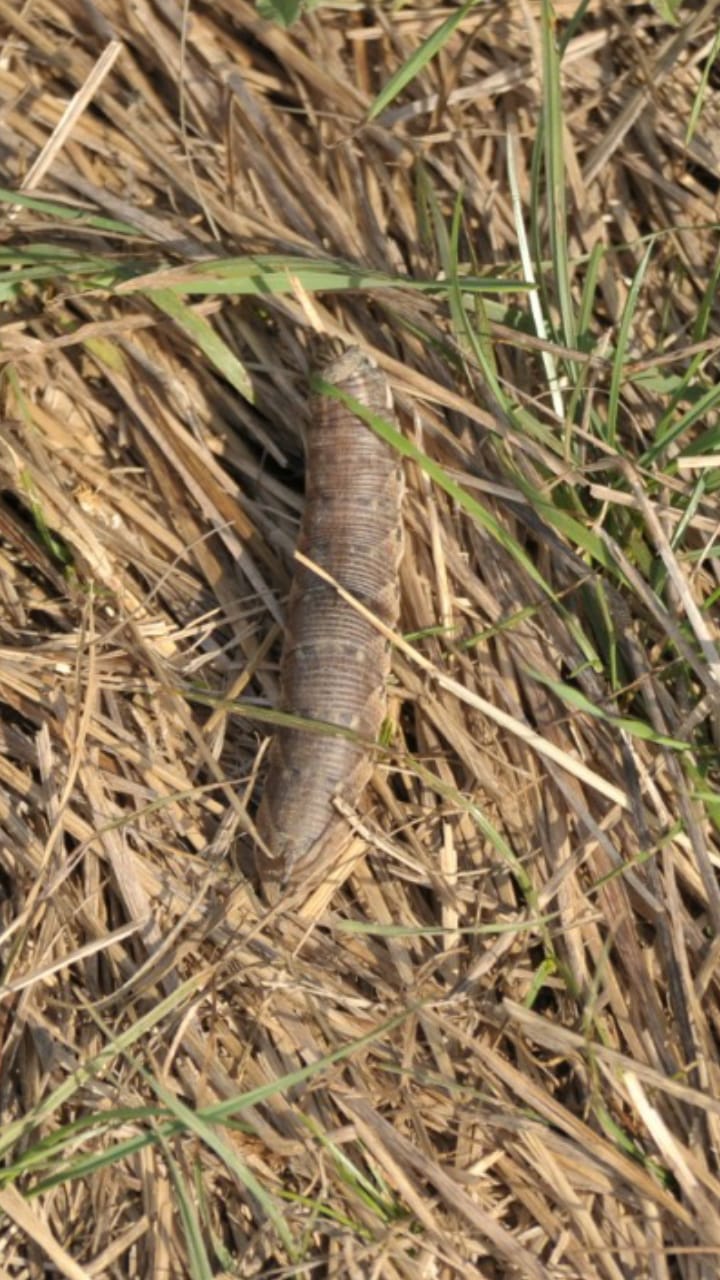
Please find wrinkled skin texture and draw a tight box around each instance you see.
[255,345,403,896]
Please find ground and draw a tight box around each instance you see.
[0,2,719,1277]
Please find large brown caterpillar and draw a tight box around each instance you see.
[255,343,404,895]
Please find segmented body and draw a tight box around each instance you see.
[255,345,403,893]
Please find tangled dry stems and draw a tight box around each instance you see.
[0,2,719,1277]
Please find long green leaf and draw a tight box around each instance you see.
[367,0,482,122]
[541,0,576,352]
[0,187,140,235]
[606,243,652,446]
[119,254,519,298]
[149,289,254,402]
[525,666,689,748]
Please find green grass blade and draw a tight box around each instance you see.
[0,187,141,235]
[524,666,690,748]
[158,1138,215,1280]
[540,0,576,352]
[606,243,652,446]
[118,253,519,299]
[507,125,563,420]
[0,972,206,1162]
[367,0,482,122]
[685,26,720,144]
[143,1066,296,1255]
[641,378,720,467]
[149,289,255,402]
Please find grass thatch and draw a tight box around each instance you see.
[1,1,720,1276]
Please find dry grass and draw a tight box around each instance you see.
[1,1,719,1276]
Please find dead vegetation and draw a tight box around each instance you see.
[1,1,720,1276]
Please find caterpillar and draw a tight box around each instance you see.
[255,343,404,895]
